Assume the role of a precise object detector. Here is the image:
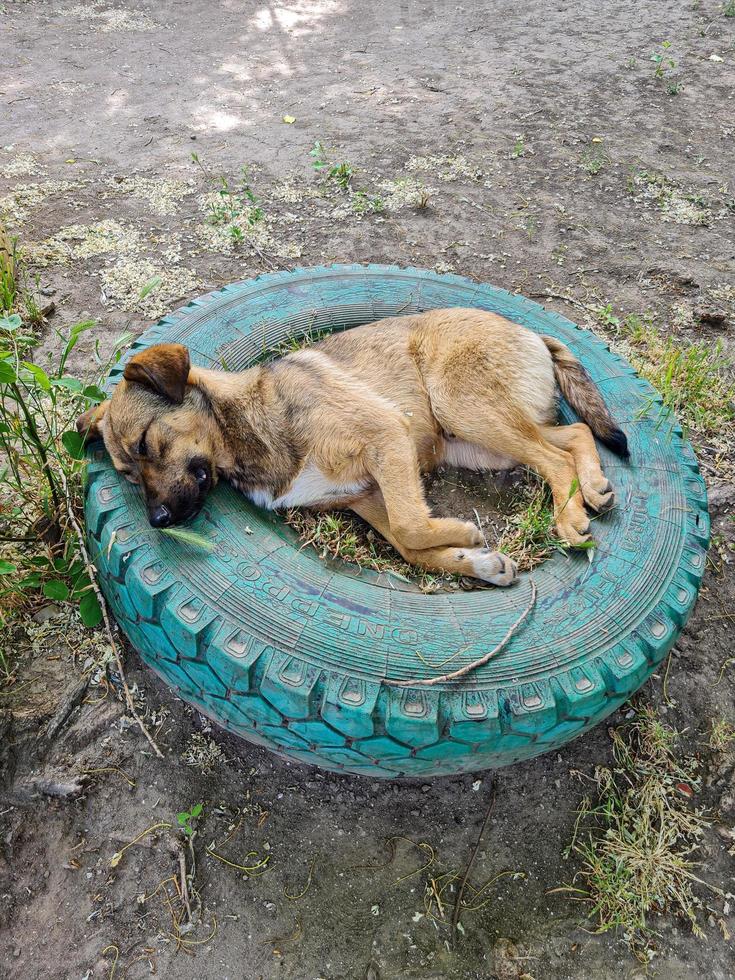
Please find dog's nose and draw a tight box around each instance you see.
[149,504,172,528]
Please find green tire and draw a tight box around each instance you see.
[84,265,709,778]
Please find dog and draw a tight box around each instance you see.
[77,308,628,587]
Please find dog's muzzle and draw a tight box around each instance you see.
[149,504,172,528]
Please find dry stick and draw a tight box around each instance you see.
[177,845,193,924]
[57,467,164,758]
[451,776,497,945]
[528,291,589,313]
[386,580,537,688]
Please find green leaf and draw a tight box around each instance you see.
[51,377,84,392]
[43,580,70,601]
[0,560,17,575]
[0,360,17,383]
[62,429,86,459]
[81,384,107,403]
[21,362,51,392]
[0,313,22,332]
[17,573,42,589]
[59,320,96,374]
[160,527,215,551]
[79,590,103,627]
[72,574,92,599]
[139,276,162,300]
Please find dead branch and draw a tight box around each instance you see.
[56,467,163,758]
[386,580,537,687]
[451,776,497,944]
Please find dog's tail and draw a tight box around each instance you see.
[542,335,629,458]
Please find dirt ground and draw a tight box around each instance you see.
[2,1,735,978]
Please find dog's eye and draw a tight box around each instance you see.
[137,428,149,458]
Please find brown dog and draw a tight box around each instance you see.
[77,308,628,586]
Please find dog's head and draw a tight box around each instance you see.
[77,344,219,527]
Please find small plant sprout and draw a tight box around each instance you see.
[651,40,676,79]
[139,275,161,300]
[724,0,735,16]
[352,191,385,215]
[580,145,610,176]
[309,141,354,190]
[592,304,621,329]
[191,153,264,244]
[177,802,204,837]
[511,135,526,159]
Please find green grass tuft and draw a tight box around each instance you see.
[561,706,717,961]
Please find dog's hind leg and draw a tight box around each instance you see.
[542,423,615,514]
[351,493,518,586]
[432,392,592,545]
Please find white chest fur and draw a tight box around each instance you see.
[248,461,370,510]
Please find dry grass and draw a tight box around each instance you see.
[562,705,719,961]
[282,469,560,590]
[282,508,452,592]
[495,472,557,570]
[708,718,735,752]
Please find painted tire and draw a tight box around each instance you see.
[84,265,709,778]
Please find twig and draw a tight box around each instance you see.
[451,777,497,944]
[528,291,589,312]
[177,845,193,924]
[81,766,136,787]
[386,580,537,687]
[56,467,163,758]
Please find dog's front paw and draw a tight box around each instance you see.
[427,517,484,549]
[468,548,518,586]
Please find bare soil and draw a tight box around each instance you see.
[1,2,734,978]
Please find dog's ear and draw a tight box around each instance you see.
[76,400,109,443]
[123,344,191,404]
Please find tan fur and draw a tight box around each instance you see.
[78,308,627,585]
